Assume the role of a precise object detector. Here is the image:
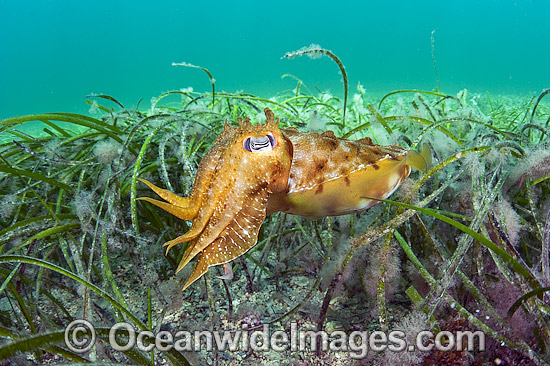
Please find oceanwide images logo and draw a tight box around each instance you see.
[65,319,485,358]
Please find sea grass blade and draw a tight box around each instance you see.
[172,62,216,106]
[368,197,539,289]
[283,44,348,126]
[87,94,126,110]
[0,113,123,144]
[508,287,550,317]
[0,165,72,191]
[378,89,452,110]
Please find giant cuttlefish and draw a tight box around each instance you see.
[138,108,431,290]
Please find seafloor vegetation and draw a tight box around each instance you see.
[0,46,550,365]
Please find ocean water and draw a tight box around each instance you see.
[0,0,549,119]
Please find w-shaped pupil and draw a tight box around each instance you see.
[244,134,276,153]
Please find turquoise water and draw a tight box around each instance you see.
[1,0,549,119]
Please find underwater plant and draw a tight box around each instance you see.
[0,46,549,365]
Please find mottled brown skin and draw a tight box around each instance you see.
[266,128,411,217]
[139,108,429,290]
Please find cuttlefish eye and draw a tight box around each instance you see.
[243,133,277,153]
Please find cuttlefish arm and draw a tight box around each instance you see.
[137,179,197,220]
[140,177,267,290]
[179,188,270,289]
[138,108,293,290]
[137,121,236,220]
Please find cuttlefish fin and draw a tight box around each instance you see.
[179,194,268,290]
[404,143,432,173]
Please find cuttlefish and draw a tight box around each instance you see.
[138,108,431,290]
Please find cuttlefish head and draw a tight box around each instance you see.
[138,108,292,290]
